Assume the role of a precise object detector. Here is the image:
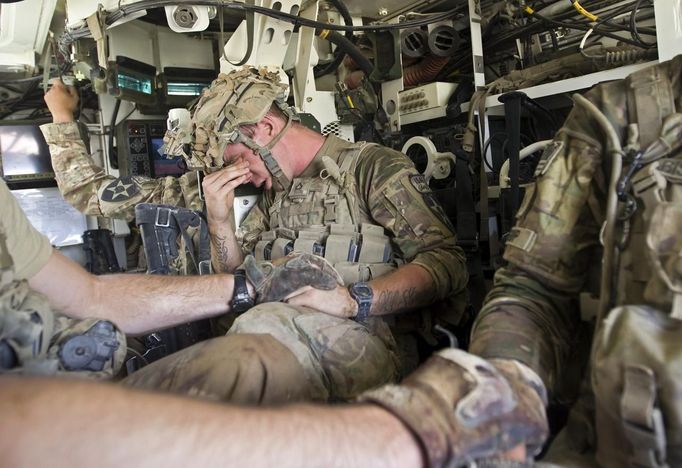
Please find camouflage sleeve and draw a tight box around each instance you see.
[356,145,468,300]
[470,81,623,399]
[40,123,200,222]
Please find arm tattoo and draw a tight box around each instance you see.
[211,234,231,273]
[375,287,419,314]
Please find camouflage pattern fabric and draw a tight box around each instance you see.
[0,230,126,379]
[469,56,682,463]
[240,252,343,303]
[359,349,548,468]
[164,67,292,171]
[238,134,468,303]
[40,122,204,274]
[590,305,682,467]
[227,134,469,400]
[122,334,313,404]
[39,122,203,223]
[228,302,400,401]
[123,303,399,402]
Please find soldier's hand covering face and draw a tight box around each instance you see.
[202,159,252,226]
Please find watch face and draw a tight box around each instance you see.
[353,283,372,298]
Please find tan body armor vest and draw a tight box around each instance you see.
[253,141,398,285]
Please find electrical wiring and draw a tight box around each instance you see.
[62,0,461,42]
[630,0,656,48]
[522,5,651,48]
[108,99,121,168]
[438,0,656,82]
[0,79,48,119]
[570,1,598,22]
[481,132,507,172]
[313,0,355,78]
[555,0,657,48]
[482,131,537,173]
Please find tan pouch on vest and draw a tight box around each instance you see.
[592,305,682,468]
[325,224,358,264]
[255,231,277,261]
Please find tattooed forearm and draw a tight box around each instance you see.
[374,287,419,315]
[211,234,231,273]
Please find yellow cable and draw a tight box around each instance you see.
[524,5,535,14]
[318,29,330,40]
[572,1,598,21]
[346,96,355,108]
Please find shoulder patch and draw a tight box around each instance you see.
[101,176,140,202]
[533,140,564,178]
[404,174,456,233]
[410,174,431,193]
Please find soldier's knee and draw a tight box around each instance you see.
[230,302,303,333]
[121,334,318,404]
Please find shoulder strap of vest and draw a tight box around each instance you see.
[333,141,378,225]
[339,141,378,174]
[626,62,676,150]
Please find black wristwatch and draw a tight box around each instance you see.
[349,282,373,322]
[231,269,255,314]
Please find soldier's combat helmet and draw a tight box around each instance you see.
[163,66,298,190]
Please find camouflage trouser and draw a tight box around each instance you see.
[122,303,400,403]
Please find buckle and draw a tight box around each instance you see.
[155,207,172,227]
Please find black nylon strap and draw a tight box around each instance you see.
[222,0,255,67]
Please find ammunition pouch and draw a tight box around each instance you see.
[253,223,395,285]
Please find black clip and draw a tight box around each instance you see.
[616,150,643,221]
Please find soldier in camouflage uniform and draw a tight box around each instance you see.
[468,56,682,466]
[0,170,343,403]
[0,171,539,465]
[117,67,470,402]
[360,57,682,467]
[0,179,126,379]
[41,81,203,222]
[9,54,681,468]
[42,81,204,274]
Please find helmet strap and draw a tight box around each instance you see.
[236,131,291,191]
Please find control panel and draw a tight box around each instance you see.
[117,120,185,178]
[398,82,458,126]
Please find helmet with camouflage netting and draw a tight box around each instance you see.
[163,66,298,190]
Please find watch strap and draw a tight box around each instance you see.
[349,282,372,322]
[231,269,255,314]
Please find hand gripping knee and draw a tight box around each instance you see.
[240,252,344,304]
[358,349,548,467]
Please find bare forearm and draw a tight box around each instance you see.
[369,264,436,316]
[209,220,244,273]
[29,251,233,335]
[0,377,422,468]
[91,272,234,334]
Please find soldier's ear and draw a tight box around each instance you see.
[260,116,276,138]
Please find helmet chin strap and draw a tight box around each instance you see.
[235,114,295,191]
